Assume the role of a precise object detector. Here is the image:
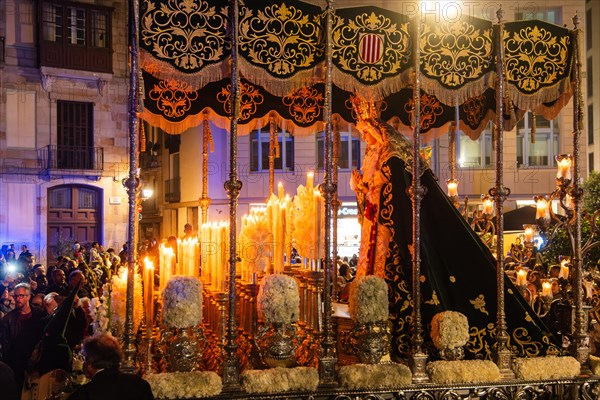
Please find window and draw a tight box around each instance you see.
[39,0,112,73]
[589,104,594,145]
[316,131,361,170]
[250,126,294,172]
[590,152,595,173]
[458,125,493,168]
[588,57,593,98]
[515,7,561,25]
[586,8,592,52]
[516,112,560,167]
[57,101,95,170]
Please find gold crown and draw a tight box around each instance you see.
[351,94,380,123]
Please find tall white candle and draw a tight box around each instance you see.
[143,257,154,327]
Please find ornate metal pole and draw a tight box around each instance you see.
[571,13,590,373]
[332,117,340,299]
[491,7,514,379]
[268,112,278,196]
[200,112,212,225]
[410,14,428,384]
[222,0,242,388]
[122,0,140,373]
[318,0,337,386]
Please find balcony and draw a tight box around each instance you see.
[164,178,181,203]
[37,145,104,178]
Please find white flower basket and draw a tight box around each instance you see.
[349,275,389,324]
[430,311,470,350]
[161,276,203,329]
[257,274,299,325]
[146,371,222,399]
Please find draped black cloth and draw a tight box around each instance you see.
[371,122,561,361]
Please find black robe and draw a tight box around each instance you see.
[379,155,561,361]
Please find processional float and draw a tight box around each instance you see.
[120,0,600,397]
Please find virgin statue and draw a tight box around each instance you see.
[350,95,561,362]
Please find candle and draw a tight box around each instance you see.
[283,195,293,265]
[482,196,494,216]
[516,269,528,287]
[559,258,570,279]
[306,171,314,189]
[278,182,284,199]
[143,257,154,327]
[556,154,572,180]
[535,196,550,222]
[159,245,175,294]
[447,179,458,198]
[542,280,553,298]
[523,225,535,243]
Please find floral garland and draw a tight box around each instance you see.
[241,367,318,393]
[348,275,389,323]
[110,267,143,337]
[338,363,411,389]
[512,356,580,380]
[430,311,470,350]
[162,276,203,329]
[145,371,222,399]
[257,274,299,325]
[427,360,501,384]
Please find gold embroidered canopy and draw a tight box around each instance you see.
[139,0,576,139]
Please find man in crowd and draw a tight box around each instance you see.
[1,283,46,392]
[48,269,69,296]
[67,333,154,400]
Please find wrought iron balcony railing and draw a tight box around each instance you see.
[37,145,104,173]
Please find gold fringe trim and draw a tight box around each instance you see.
[140,50,228,89]
[420,73,496,107]
[238,58,323,97]
[331,67,413,101]
[140,107,354,137]
[501,72,573,112]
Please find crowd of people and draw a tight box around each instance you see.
[0,241,133,398]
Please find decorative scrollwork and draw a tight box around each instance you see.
[404,92,444,131]
[148,79,199,118]
[462,94,488,127]
[504,24,571,93]
[413,391,436,400]
[332,11,411,84]
[238,2,323,78]
[420,20,493,88]
[282,86,324,125]
[216,81,264,122]
[141,0,230,72]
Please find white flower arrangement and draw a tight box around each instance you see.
[162,276,203,329]
[512,356,580,380]
[241,367,319,393]
[427,360,501,384]
[110,267,143,337]
[349,275,389,324]
[338,363,412,389]
[145,371,222,399]
[81,295,109,335]
[257,274,299,325]
[430,311,470,350]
